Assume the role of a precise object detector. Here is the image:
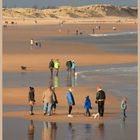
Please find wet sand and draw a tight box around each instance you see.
[3,23,137,72]
[3,23,137,124]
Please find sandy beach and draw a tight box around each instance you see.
[3,5,137,125]
[2,4,138,140]
[3,23,137,72]
[3,23,137,123]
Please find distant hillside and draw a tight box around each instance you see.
[3,4,137,18]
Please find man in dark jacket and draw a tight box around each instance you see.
[96,86,106,117]
[66,60,72,75]
[49,59,54,78]
[28,87,35,115]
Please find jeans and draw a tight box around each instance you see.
[43,103,52,115]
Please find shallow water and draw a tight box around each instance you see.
[46,32,137,54]
[3,117,137,140]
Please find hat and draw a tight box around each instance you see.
[122,97,127,101]
[96,86,102,91]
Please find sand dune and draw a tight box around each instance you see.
[3,4,137,19]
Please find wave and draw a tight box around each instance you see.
[89,31,137,37]
[77,65,137,76]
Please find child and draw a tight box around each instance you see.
[84,96,92,117]
[121,97,127,118]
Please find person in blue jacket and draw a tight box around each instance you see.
[66,88,75,117]
[84,96,92,116]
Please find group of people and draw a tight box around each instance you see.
[49,59,76,77]
[28,86,58,116]
[30,39,42,49]
[66,60,76,76]
[49,59,60,77]
[28,85,127,118]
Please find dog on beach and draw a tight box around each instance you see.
[91,113,100,119]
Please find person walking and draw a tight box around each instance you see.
[42,87,53,116]
[51,86,58,114]
[49,59,54,78]
[95,86,106,117]
[30,39,34,50]
[28,87,35,115]
[54,59,60,76]
[84,96,92,117]
[66,88,75,117]
[121,97,127,118]
[66,60,72,75]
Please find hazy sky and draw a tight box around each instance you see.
[3,0,137,8]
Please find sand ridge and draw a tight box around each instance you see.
[3,4,137,25]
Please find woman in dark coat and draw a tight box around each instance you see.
[28,87,35,115]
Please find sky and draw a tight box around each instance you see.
[3,0,137,8]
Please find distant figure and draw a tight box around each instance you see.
[30,39,34,49]
[84,96,92,117]
[66,88,75,117]
[35,41,38,47]
[54,76,59,87]
[113,26,116,31]
[38,41,41,47]
[95,86,106,117]
[51,86,58,114]
[71,60,76,76]
[42,87,53,116]
[49,59,54,78]
[121,97,127,118]
[92,28,95,34]
[98,25,101,30]
[76,30,79,35]
[54,59,60,76]
[66,60,72,75]
[28,87,35,115]
[95,25,99,30]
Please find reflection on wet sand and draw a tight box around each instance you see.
[95,123,105,140]
[54,76,59,87]
[68,123,75,140]
[42,122,57,140]
[49,76,59,87]
[67,74,76,87]
[48,74,76,88]
[28,120,35,140]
